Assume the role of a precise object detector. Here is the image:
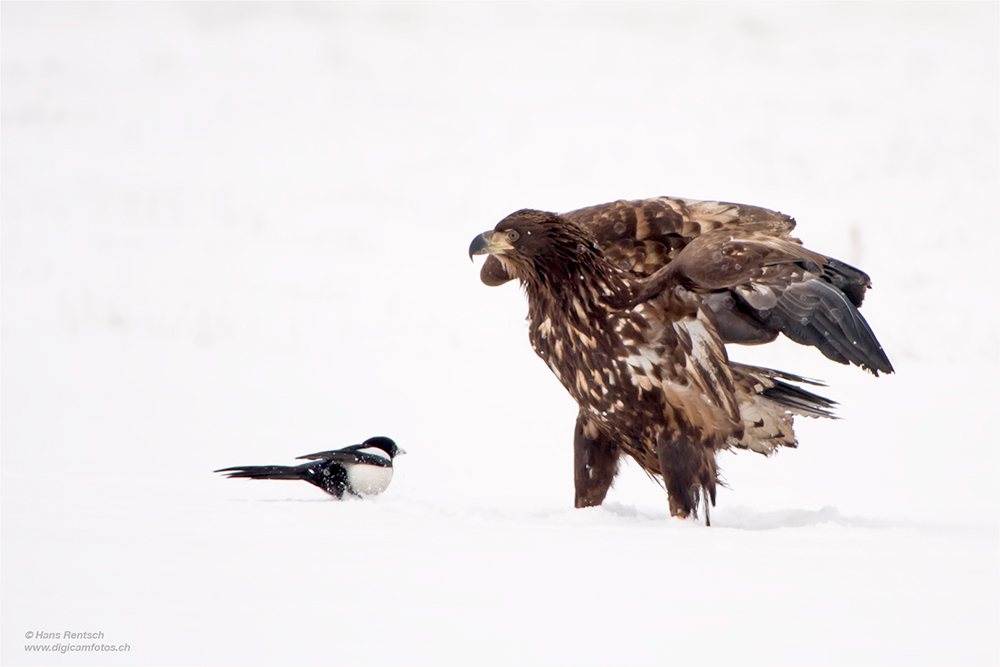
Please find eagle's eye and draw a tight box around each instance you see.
[505,229,520,243]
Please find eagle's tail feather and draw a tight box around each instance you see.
[729,363,837,455]
[760,377,838,419]
[733,363,838,418]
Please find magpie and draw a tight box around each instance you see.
[215,436,405,499]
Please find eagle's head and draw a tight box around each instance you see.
[469,209,599,287]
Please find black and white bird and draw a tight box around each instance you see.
[215,436,405,499]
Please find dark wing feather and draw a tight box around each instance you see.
[759,271,892,374]
[296,446,392,468]
[701,292,779,345]
[295,445,364,462]
[820,257,871,307]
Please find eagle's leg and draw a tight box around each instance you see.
[574,412,619,508]
[656,432,717,525]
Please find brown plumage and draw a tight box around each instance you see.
[469,197,892,523]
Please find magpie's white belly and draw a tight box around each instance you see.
[346,464,394,495]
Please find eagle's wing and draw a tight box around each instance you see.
[566,197,798,275]
[577,200,892,374]
[631,229,894,375]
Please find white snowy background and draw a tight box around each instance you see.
[2,3,997,666]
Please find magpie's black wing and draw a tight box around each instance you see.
[295,446,392,468]
[295,445,365,462]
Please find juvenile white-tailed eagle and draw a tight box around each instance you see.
[469,197,892,523]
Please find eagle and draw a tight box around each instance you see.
[469,197,892,523]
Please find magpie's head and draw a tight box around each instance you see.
[362,436,406,459]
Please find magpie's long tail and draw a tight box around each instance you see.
[214,463,311,481]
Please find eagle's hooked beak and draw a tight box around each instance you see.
[468,231,514,261]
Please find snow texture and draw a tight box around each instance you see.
[2,3,997,666]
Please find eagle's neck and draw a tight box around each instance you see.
[523,252,630,322]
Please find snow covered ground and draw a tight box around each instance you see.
[2,3,997,665]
